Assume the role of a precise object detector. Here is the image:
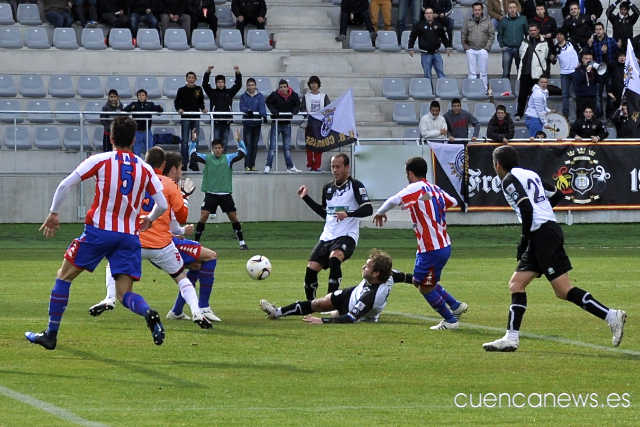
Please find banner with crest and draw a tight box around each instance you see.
[623,41,640,125]
[305,88,357,153]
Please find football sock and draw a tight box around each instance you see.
[187,269,199,285]
[171,291,187,315]
[195,222,206,242]
[122,292,151,316]
[178,277,201,315]
[566,287,609,320]
[198,259,216,308]
[424,290,456,323]
[280,300,313,317]
[507,292,527,331]
[232,222,244,242]
[304,267,319,301]
[435,283,460,311]
[327,257,342,294]
[105,264,116,300]
[46,279,71,339]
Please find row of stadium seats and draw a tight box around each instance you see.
[0,75,301,99]
[382,77,517,101]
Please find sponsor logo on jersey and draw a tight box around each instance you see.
[553,148,610,204]
[548,267,555,275]
[506,183,516,194]
[334,289,343,295]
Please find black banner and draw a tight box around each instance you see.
[433,142,640,211]
[305,116,357,153]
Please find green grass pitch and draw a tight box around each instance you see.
[0,222,638,426]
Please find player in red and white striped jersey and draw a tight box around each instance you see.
[374,156,468,330]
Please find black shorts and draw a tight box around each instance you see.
[308,236,356,268]
[516,221,572,281]
[201,193,236,214]
[330,286,356,316]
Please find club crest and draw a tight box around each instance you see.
[320,107,335,138]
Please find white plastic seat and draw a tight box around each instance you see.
[78,76,103,98]
[349,30,375,52]
[247,29,271,51]
[400,30,417,50]
[435,78,460,100]
[0,100,24,124]
[254,76,272,95]
[0,27,22,49]
[53,28,79,49]
[5,126,31,149]
[83,101,104,124]
[216,6,234,27]
[489,78,516,100]
[81,28,107,50]
[17,3,41,25]
[105,76,132,99]
[165,29,189,50]
[392,102,418,125]
[55,100,82,124]
[24,27,50,49]
[462,78,488,100]
[473,102,496,125]
[452,30,464,52]
[19,75,46,98]
[109,28,135,50]
[382,78,408,100]
[377,31,400,52]
[48,75,75,98]
[163,76,183,98]
[192,29,217,51]
[408,78,435,100]
[134,76,161,99]
[219,29,244,51]
[34,126,61,149]
[0,75,17,97]
[63,126,92,150]
[137,28,162,50]
[26,100,54,123]
[0,3,14,25]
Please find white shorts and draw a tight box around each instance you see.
[141,243,184,276]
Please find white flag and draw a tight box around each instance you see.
[428,142,466,204]
[306,88,357,152]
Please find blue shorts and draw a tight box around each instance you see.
[172,237,202,265]
[64,225,142,280]
[413,246,451,286]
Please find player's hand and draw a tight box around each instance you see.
[408,49,414,57]
[180,177,195,198]
[373,213,387,227]
[591,136,599,142]
[40,212,60,238]
[516,235,528,261]
[234,128,241,142]
[257,16,265,23]
[333,211,348,221]
[139,216,153,232]
[302,315,323,325]
[297,185,308,198]
[178,109,184,115]
[184,224,195,235]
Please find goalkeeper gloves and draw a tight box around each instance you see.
[180,177,195,202]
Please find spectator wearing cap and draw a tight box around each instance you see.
[202,65,243,151]
[300,76,331,172]
[549,30,580,119]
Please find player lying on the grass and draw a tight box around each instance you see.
[373,157,468,330]
[483,145,626,352]
[26,116,168,350]
[260,249,413,324]
[88,150,213,329]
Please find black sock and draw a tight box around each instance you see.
[195,222,205,242]
[280,300,313,317]
[232,221,244,242]
[508,292,527,331]
[566,287,609,320]
[304,267,319,301]
[327,257,342,294]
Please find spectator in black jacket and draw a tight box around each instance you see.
[612,103,640,138]
[202,65,242,150]
[569,107,608,141]
[123,89,164,156]
[607,0,640,49]
[423,0,453,45]
[562,0,603,21]
[607,51,626,112]
[335,0,375,43]
[486,105,516,143]
[188,0,217,40]
[98,0,129,30]
[560,2,595,51]
[408,8,451,79]
[573,51,604,117]
[174,71,208,170]
[231,0,267,44]
[531,4,557,50]
[264,80,301,173]
[160,0,191,45]
[130,0,160,39]
[518,0,536,20]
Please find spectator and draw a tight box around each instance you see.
[396,0,421,43]
[187,0,218,40]
[160,0,191,45]
[607,51,626,113]
[518,0,535,21]
[607,0,639,50]
[130,0,160,40]
[443,98,480,141]
[488,0,522,31]
[487,104,516,143]
[531,3,557,55]
[300,76,331,172]
[174,71,208,170]
[408,8,452,80]
[99,89,123,152]
[462,2,495,91]
[231,0,267,45]
[336,0,376,43]
[419,100,448,140]
[44,0,74,27]
[524,76,551,138]
[549,30,580,119]
[573,51,603,117]
[239,78,267,171]
[424,0,454,45]
[569,106,608,141]
[98,0,129,31]
[265,80,302,173]
[515,23,549,121]
[560,2,595,52]
[124,89,164,156]
[590,22,618,119]
[75,0,98,28]
[497,1,528,78]
[370,0,391,33]
[612,103,640,138]
[562,0,603,21]
[202,65,242,151]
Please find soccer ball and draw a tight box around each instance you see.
[246,255,271,280]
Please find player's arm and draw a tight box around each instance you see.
[171,184,189,224]
[321,288,377,324]
[191,152,207,164]
[49,171,82,214]
[299,184,327,218]
[391,270,414,284]
[228,137,247,166]
[503,175,532,260]
[147,191,168,221]
[542,180,563,207]
[347,181,373,218]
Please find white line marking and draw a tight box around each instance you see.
[0,385,110,427]
[387,311,640,357]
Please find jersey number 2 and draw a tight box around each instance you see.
[526,178,546,204]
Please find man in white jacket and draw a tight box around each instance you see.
[524,76,552,138]
[419,100,448,141]
[515,22,549,120]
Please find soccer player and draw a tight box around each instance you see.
[373,157,467,330]
[88,150,214,328]
[298,154,373,301]
[260,250,412,324]
[192,130,249,250]
[25,116,169,350]
[483,145,627,352]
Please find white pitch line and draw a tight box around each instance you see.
[387,311,640,357]
[0,385,110,427]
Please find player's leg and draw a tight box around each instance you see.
[260,292,337,320]
[194,247,219,320]
[169,238,203,319]
[435,283,468,320]
[224,196,248,250]
[413,248,458,329]
[88,262,117,316]
[195,194,215,241]
[326,237,356,294]
[305,240,328,300]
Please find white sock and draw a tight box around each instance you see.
[605,309,615,323]
[178,277,201,316]
[506,330,520,341]
[239,240,246,246]
[105,263,116,300]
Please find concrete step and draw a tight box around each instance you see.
[283,53,353,75]
[266,6,334,27]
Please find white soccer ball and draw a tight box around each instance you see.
[246,255,271,280]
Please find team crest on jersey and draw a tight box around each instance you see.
[320,107,335,138]
[553,147,610,204]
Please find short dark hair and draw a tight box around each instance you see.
[108,89,119,97]
[569,1,579,8]
[451,98,462,106]
[215,74,226,84]
[424,6,434,13]
[472,2,483,8]
[595,21,605,29]
[136,88,147,96]
[620,1,630,9]
[145,146,166,168]
[307,76,321,88]
[535,131,547,138]
[369,249,393,284]
[247,77,256,85]
[212,138,224,147]
[163,152,183,175]
[110,116,137,149]
[278,79,289,88]
[492,145,519,171]
[581,50,593,59]
[186,71,196,79]
[556,29,567,37]
[331,153,350,167]
[535,2,547,12]
[405,156,428,178]
[529,22,539,30]
[496,104,507,113]
[430,100,441,110]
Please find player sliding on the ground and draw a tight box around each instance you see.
[373,157,468,330]
[484,145,626,352]
[260,250,412,324]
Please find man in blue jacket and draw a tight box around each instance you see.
[239,78,267,171]
[124,89,164,156]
